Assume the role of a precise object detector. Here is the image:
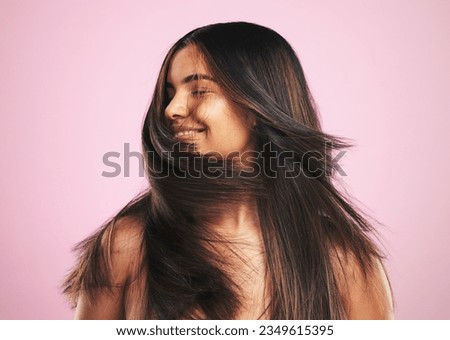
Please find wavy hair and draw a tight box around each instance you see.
[61,21,388,319]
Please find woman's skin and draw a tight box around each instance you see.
[74,45,394,320]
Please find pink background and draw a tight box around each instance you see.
[1,0,449,319]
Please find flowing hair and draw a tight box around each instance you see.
[61,21,389,319]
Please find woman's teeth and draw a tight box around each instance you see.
[175,130,203,137]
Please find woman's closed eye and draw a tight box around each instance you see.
[191,89,211,98]
[165,89,211,102]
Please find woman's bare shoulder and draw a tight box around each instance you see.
[103,216,146,249]
[100,215,147,286]
[330,247,394,319]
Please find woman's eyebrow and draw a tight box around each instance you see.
[165,73,216,88]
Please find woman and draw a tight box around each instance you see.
[61,21,394,319]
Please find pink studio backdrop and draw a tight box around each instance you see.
[1,0,449,319]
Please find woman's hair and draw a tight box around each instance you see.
[61,21,388,319]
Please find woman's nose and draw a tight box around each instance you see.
[164,95,189,121]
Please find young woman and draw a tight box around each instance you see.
[61,21,394,320]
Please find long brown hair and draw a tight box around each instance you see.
[61,21,387,319]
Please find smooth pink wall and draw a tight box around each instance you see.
[1,0,449,319]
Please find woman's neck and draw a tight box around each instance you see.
[213,199,261,239]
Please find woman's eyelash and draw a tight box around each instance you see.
[191,89,210,96]
[166,89,210,101]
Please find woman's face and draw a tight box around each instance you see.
[164,45,256,156]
